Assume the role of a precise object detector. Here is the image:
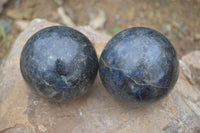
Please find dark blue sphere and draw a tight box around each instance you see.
[20,26,98,102]
[99,27,179,105]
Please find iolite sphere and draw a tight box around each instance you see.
[99,27,179,105]
[20,26,98,102]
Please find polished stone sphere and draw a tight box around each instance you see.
[20,26,98,102]
[99,27,179,105]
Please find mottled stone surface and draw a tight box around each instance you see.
[0,19,200,133]
[20,26,98,102]
[99,27,179,104]
[182,51,200,87]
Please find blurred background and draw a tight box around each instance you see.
[0,0,200,62]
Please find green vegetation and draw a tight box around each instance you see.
[106,33,112,37]
[0,23,9,54]
[113,27,121,34]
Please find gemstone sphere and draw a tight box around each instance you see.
[20,26,98,102]
[99,27,179,105]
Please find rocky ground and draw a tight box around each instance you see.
[0,0,200,132]
[0,19,200,133]
[0,0,200,61]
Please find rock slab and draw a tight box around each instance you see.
[0,19,200,133]
[181,51,200,88]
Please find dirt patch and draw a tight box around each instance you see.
[0,0,200,59]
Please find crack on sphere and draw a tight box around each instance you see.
[100,57,169,89]
[99,27,179,105]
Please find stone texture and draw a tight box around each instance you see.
[99,27,179,104]
[0,19,200,133]
[20,26,99,102]
[181,51,200,87]
[14,20,30,31]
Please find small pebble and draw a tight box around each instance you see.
[38,125,47,132]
